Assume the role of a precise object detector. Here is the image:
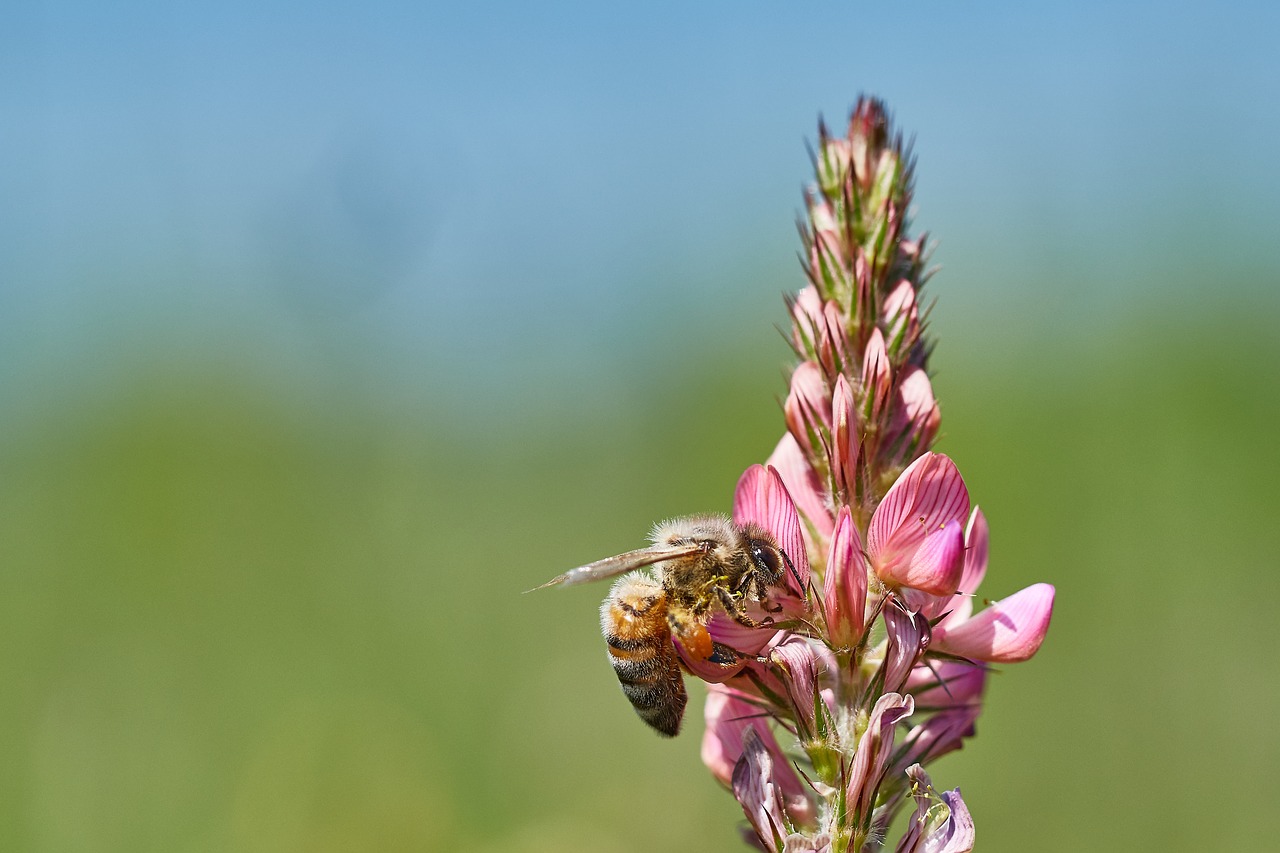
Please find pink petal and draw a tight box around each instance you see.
[790,285,825,354]
[769,636,834,735]
[831,375,859,500]
[933,508,988,627]
[674,631,749,683]
[861,328,892,423]
[868,453,970,573]
[784,362,831,461]
[896,367,941,456]
[820,299,851,379]
[734,465,811,595]
[932,583,1055,663]
[707,613,780,656]
[846,692,914,820]
[732,728,789,853]
[931,789,976,853]
[822,507,867,646]
[885,520,965,596]
[882,605,931,694]
[881,279,919,354]
[766,433,835,541]
[783,834,834,853]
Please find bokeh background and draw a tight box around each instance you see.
[4,2,1279,850]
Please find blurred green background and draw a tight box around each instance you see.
[4,2,1279,851]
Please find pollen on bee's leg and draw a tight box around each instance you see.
[671,618,715,661]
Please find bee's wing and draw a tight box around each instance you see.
[529,544,704,591]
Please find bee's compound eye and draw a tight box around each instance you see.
[749,541,784,579]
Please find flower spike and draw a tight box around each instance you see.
[548,96,1053,851]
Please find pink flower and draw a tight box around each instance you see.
[892,705,981,776]
[831,375,859,499]
[861,329,892,424]
[881,279,920,356]
[785,362,831,462]
[867,453,970,596]
[733,728,792,853]
[895,766,975,853]
[822,507,867,648]
[703,687,816,827]
[932,583,1056,663]
[882,602,931,694]
[846,692,914,822]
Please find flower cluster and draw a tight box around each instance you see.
[686,99,1056,851]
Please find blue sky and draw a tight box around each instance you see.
[3,1,1278,411]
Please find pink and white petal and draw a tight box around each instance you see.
[846,692,914,820]
[932,583,1055,663]
[868,453,970,563]
[882,605,931,694]
[822,507,867,646]
[900,368,940,428]
[734,465,811,594]
[770,637,833,733]
[732,729,789,853]
[766,433,835,541]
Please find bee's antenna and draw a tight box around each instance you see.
[779,547,805,593]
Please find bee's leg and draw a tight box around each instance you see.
[708,641,741,665]
[668,609,747,667]
[715,587,773,629]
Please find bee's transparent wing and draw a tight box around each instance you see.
[529,544,704,591]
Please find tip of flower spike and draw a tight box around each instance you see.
[849,97,890,149]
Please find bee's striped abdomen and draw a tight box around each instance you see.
[601,574,687,736]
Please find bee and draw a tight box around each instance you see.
[535,514,798,736]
